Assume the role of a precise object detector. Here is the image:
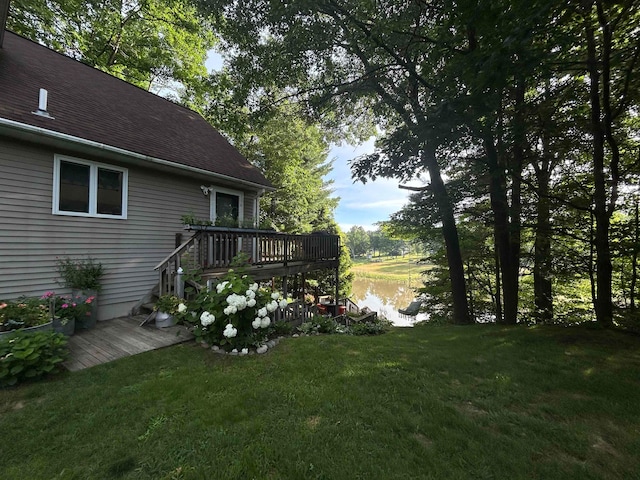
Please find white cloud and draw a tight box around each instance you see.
[343,198,408,209]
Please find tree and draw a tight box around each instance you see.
[346,226,370,257]
[231,104,338,234]
[199,0,475,323]
[9,0,215,92]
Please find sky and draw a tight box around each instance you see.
[205,52,415,232]
[326,139,414,232]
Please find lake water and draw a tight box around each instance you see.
[350,277,429,327]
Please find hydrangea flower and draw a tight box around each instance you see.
[223,323,238,338]
[271,292,280,300]
[200,311,215,326]
[279,299,288,309]
[258,307,268,317]
[178,303,187,313]
[252,318,262,329]
[226,293,247,310]
[249,283,259,292]
[261,318,271,328]
[266,300,278,313]
[247,298,256,308]
[216,281,230,294]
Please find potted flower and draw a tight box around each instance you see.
[0,296,52,336]
[45,292,93,335]
[154,294,183,328]
[56,257,103,322]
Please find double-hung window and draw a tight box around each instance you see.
[53,154,128,219]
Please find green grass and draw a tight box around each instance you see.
[1,325,640,479]
[352,255,427,281]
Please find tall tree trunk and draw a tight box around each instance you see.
[589,208,597,313]
[485,138,518,324]
[586,19,614,327]
[631,202,639,310]
[509,79,525,314]
[534,158,553,324]
[494,233,503,322]
[423,148,472,324]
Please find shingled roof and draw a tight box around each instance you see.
[0,31,272,189]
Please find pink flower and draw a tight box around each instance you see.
[72,302,77,307]
[0,303,6,309]
[41,291,55,299]
[61,303,69,309]
[85,296,95,304]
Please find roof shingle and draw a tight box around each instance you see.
[0,32,271,188]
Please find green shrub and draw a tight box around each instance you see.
[350,317,392,336]
[297,321,318,335]
[56,257,104,291]
[0,331,69,387]
[273,320,293,336]
[315,316,338,333]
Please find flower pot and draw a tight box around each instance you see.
[155,311,176,328]
[0,321,53,337]
[53,317,75,336]
[72,289,99,329]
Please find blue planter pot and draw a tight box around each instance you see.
[53,317,75,336]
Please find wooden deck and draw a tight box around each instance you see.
[64,315,194,372]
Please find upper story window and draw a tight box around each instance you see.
[53,155,128,219]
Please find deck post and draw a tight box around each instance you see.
[335,266,339,306]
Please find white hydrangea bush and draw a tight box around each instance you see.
[187,268,288,349]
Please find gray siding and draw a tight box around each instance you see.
[0,138,259,319]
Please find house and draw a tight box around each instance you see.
[0,18,342,321]
[0,5,341,321]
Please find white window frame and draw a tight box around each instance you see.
[209,186,244,224]
[52,154,128,219]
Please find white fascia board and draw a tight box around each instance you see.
[0,117,276,192]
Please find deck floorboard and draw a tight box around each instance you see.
[64,315,194,372]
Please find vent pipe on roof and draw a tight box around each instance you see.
[0,0,10,49]
[32,88,54,119]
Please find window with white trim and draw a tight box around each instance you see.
[53,155,128,219]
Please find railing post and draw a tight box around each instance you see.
[175,267,184,298]
[284,236,289,266]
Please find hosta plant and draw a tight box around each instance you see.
[187,268,287,350]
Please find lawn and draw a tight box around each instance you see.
[1,325,639,479]
[351,255,427,281]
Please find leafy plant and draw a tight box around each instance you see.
[155,295,184,315]
[273,320,293,336]
[350,317,392,336]
[181,212,213,226]
[214,214,239,228]
[0,330,68,387]
[0,297,50,332]
[56,257,104,292]
[297,321,319,335]
[315,316,338,334]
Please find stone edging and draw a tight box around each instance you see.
[199,332,322,356]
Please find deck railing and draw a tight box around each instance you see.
[154,227,340,296]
